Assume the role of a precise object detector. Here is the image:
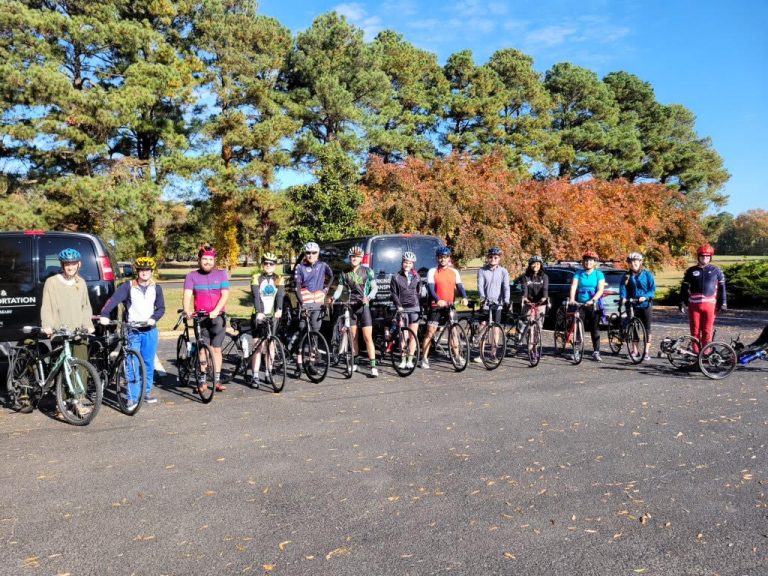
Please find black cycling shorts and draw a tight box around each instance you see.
[349,303,373,328]
[634,305,653,335]
[427,307,451,327]
[200,315,226,347]
[400,310,421,325]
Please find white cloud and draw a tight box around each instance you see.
[333,3,384,40]
[525,25,577,47]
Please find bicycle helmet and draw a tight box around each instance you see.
[348,245,364,257]
[528,255,544,264]
[626,252,643,262]
[435,246,452,258]
[486,247,502,257]
[134,256,156,270]
[697,243,715,257]
[198,245,216,258]
[402,251,417,263]
[58,248,81,263]
[582,250,599,260]
[261,252,278,263]
[303,241,320,253]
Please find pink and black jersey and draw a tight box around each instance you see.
[183,269,230,313]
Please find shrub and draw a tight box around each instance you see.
[722,260,768,308]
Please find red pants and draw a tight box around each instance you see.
[688,302,716,349]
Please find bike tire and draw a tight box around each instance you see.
[343,333,354,378]
[263,336,287,393]
[607,313,622,354]
[300,331,329,383]
[480,323,506,370]
[571,316,584,365]
[195,343,216,403]
[699,342,737,380]
[115,348,146,415]
[176,335,190,386]
[55,358,102,426]
[668,336,699,369]
[330,318,344,367]
[6,347,35,413]
[457,318,476,348]
[448,323,469,372]
[391,327,419,377]
[526,322,542,368]
[553,307,566,356]
[626,318,648,365]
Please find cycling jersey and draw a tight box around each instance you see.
[295,259,333,307]
[619,269,656,309]
[332,265,377,304]
[573,269,605,304]
[426,265,466,307]
[251,273,285,315]
[681,264,726,307]
[521,272,549,303]
[183,269,230,313]
[390,269,422,311]
[477,265,510,306]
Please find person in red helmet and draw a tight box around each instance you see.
[680,243,726,349]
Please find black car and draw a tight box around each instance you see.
[0,230,119,346]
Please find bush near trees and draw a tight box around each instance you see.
[722,261,768,308]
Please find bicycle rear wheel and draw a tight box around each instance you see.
[668,336,699,369]
[479,323,506,370]
[448,323,469,372]
[607,313,622,354]
[457,317,477,348]
[6,347,35,413]
[699,342,737,380]
[391,327,419,377]
[330,318,344,367]
[526,322,542,367]
[195,343,216,403]
[625,318,648,365]
[301,331,329,383]
[570,317,584,365]
[114,349,146,415]
[56,358,102,426]
[176,335,190,386]
[553,307,566,356]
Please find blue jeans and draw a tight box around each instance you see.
[127,327,159,401]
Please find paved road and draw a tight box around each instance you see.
[1,315,766,575]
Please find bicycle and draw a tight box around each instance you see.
[606,298,649,364]
[282,305,329,383]
[371,308,421,377]
[553,301,585,365]
[505,301,547,368]
[696,330,768,380]
[657,330,716,370]
[461,301,507,370]
[329,302,355,378]
[4,327,102,425]
[422,305,469,371]
[174,309,216,403]
[89,319,148,415]
[224,316,287,392]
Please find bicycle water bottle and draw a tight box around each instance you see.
[516,318,525,334]
[189,342,196,356]
[739,349,765,365]
[239,335,250,358]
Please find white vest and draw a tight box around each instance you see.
[127,283,156,322]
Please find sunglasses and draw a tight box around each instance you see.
[305,251,318,255]
[263,261,276,265]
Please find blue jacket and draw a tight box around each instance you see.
[619,269,656,309]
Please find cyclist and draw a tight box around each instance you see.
[294,241,333,375]
[521,255,549,330]
[249,252,285,388]
[98,256,166,406]
[183,245,229,393]
[420,246,468,369]
[568,250,605,362]
[330,246,379,376]
[619,252,656,361]
[680,243,726,349]
[390,251,422,370]
[473,247,510,362]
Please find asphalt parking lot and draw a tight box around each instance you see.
[1,310,766,575]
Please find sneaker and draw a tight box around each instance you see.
[125,401,138,412]
[643,354,652,361]
[144,395,158,404]
[406,360,414,369]
[472,356,483,363]
[371,367,379,377]
[592,351,602,362]
[73,400,92,418]
[352,364,358,373]
[398,358,408,369]
[250,376,260,389]
[421,359,430,370]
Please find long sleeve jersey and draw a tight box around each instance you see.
[619,269,656,309]
[681,264,726,307]
[100,280,166,322]
[332,266,377,304]
[477,265,510,305]
[390,269,422,311]
[294,259,333,306]
[521,272,549,303]
[426,265,466,307]
[251,272,285,315]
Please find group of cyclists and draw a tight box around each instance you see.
[24,239,729,413]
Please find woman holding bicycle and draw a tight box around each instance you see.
[249,253,285,387]
[330,246,379,376]
[98,256,166,405]
[390,251,422,370]
[521,255,549,329]
[619,252,656,361]
[568,250,605,362]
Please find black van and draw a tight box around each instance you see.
[0,230,118,345]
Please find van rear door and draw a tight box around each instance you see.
[0,235,37,342]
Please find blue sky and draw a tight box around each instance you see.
[259,0,767,216]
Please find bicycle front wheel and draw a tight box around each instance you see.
[7,348,35,413]
[195,343,216,403]
[479,323,506,370]
[114,349,146,415]
[607,314,622,354]
[570,317,584,365]
[668,336,699,369]
[176,335,190,386]
[391,327,419,377]
[625,318,648,364]
[526,322,542,368]
[264,336,287,393]
[56,358,102,425]
[448,323,469,372]
[301,331,329,383]
[553,307,566,356]
[699,342,737,380]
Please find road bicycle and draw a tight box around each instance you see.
[282,305,329,383]
[329,302,355,378]
[372,308,421,377]
[89,319,148,415]
[174,310,216,403]
[421,305,469,371]
[223,316,287,392]
[504,301,547,368]
[4,327,102,425]
[553,301,585,365]
[606,298,649,364]
[459,301,506,370]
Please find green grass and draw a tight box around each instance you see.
[157,286,255,332]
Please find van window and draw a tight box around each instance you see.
[0,236,34,285]
[38,237,100,282]
[370,237,409,275]
[409,237,443,276]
